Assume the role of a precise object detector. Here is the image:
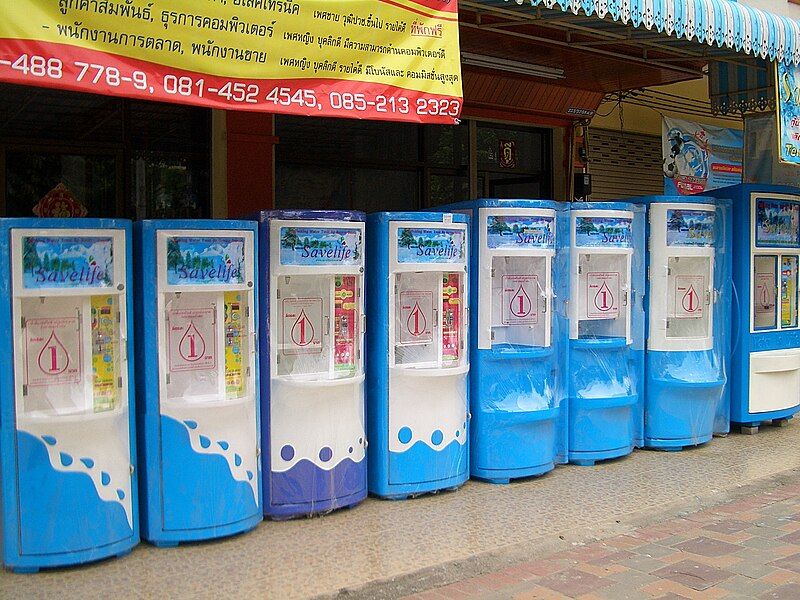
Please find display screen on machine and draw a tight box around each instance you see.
[334,275,358,376]
[442,272,461,364]
[224,291,247,397]
[91,294,119,412]
[782,257,799,328]
[754,255,778,330]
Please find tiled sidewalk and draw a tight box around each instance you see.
[403,483,800,600]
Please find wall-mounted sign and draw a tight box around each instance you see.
[0,0,462,124]
[777,61,800,166]
[498,140,516,169]
[662,116,743,195]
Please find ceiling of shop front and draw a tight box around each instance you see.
[460,1,756,94]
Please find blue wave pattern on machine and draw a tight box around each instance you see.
[434,200,567,484]
[256,210,367,518]
[367,212,470,498]
[568,203,646,466]
[629,196,732,449]
[0,218,138,572]
[704,185,800,430]
[134,220,262,546]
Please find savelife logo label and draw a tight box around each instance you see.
[575,217,632,248]
[166,237,246,286]
[397,227,465,263]
[487,216,555,249]
[22,236,114,289]
[280,227,362,266]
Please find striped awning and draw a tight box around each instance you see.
[507,0,800,65]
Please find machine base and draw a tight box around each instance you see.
[145,513,262,545]
[5,536,138,573]
[371,473,469,501]
[734,415,795,435]
[645,434,713,451]
[265,489,367,521]
[471,461,555,484]
[569,445,633,467]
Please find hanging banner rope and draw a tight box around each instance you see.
[0,0,463,124]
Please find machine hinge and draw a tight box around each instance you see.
[490,330,495,341]
[276,289,281,299]
[245,306,250,318]
[118,377,123,388]
[117,311,121,323]
[246,366,251,377]
[20,316,26,329]
[166,373,171,384]
[22,384,28,397]
[664,319,670,330]
[577,265,583,274]
[276,354,281,364]
[490,268,495,278]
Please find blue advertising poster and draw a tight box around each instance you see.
[166,237,246,285]
[22,236,114,289]
[279,227,362,266]
[486,215,555,249]
[575,217,632,248]
[663,116,743,195]
[397,227,465,264]
[666,209,715,247]
[755,198,800,248]
[776,61,800,165]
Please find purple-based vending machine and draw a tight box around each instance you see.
[256,211,367,518]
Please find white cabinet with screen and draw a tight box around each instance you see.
[570,210,633,342]
[647,204,717,352]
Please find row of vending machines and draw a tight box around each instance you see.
[1,185,800,572]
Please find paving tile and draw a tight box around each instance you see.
[778,530,800,545]
[651,559,734,591]
[758,583,800,599]
[537,567,614,597]
[672,536,742,557]
[703,520,753,535]
[717,573,775,596]
[767,552,800,574]
[617,554,668,574]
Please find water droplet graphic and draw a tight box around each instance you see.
[179,321,206,362]
[682,285,699,313]
[510,284,533,317]
[290,309,314,347]
[37,330,69,375]
[406,302,427,337]
[593,281,614,312]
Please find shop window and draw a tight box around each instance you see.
[5,152,118,217]
[275,116,471,212]
[477,122,549,199]
[0,83,211,219]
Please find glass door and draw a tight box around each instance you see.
[491,255,549,348]
[666,255,712,339]
[577,252,630,340]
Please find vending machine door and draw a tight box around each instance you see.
[9,227,134,561]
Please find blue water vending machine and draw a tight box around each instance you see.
[439,199,567,483]
[633,196,731,449]
[367,212,469,498]
[568,203,645,465]
[257,211,367,518]
[135,221,261,545]
[706,185,800,432]
[0,219,137,572]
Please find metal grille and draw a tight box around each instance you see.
[587,128,663,200]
